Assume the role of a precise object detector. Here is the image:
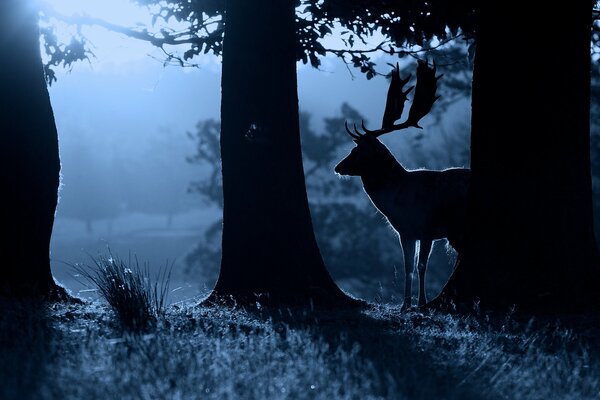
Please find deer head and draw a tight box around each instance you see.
[334,60,442,176]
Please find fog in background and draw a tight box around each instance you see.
[46,9,470,303]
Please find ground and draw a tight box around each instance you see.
[1,297,599,400]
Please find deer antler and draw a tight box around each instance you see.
[344,121,364,140]
[404,60,442,129]
[382,62,413,130]
[349,60,441,138]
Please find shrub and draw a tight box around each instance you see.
[74,251,171,331]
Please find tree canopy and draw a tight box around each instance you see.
[132,0,474,69]
[42,0,477,82]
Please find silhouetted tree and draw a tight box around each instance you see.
[0,1,68,298]
[433,2,600,312]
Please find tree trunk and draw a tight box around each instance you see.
[209,0,353,306]
[0,1,64,298]
[433,1,600,312]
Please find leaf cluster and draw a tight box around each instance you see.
[43,1,600,81]
[121,0,476,76]
[40,25,90,85]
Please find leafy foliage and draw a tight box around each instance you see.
[186,120,223,209]
[42,1,599,83]
[39,25,90,86]
[44,0,477,79]
[155,0,475,76]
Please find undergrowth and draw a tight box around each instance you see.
[73,252,171,331]
[1,299,597,400]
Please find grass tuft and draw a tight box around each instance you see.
[74,251,171,331]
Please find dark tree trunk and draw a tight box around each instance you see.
[210,0,353,306]
[433,1,600,312]
[0,1,64,298]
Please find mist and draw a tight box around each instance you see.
[4,3,600,400]
[48,25,470,302]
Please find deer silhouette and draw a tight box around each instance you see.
[335,60,470,310]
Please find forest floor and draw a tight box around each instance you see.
[2,295,600,400]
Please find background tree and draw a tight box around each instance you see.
[128,126,199,228]
[57,130,121,233]
[0,0,75,298]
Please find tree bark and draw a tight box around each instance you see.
[209,0,354,306]
[0,1,64,298]
[433,1,600,312]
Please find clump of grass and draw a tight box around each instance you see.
[74,251,171,331]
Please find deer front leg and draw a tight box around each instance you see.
[401,239,416,311]
[417,239,433,307]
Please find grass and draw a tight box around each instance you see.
[73,251,171,331]
[1,296,599,400]
[3,253,600,399]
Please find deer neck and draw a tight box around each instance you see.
[361,155,407,194]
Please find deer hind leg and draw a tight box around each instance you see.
[417,239,433,307]
[401,239,416,311]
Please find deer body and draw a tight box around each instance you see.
[364,167,469,247]
[335,136,469,308]
[335,60,470,309]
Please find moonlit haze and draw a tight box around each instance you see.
[41,0,467,302]
[4,3,597,399]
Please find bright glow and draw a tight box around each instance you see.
[44,0,151,26]
[41,0,220,73]
[40,0,168,71]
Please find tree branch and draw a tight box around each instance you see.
[322,35,462,58]
[43,9,204,48]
